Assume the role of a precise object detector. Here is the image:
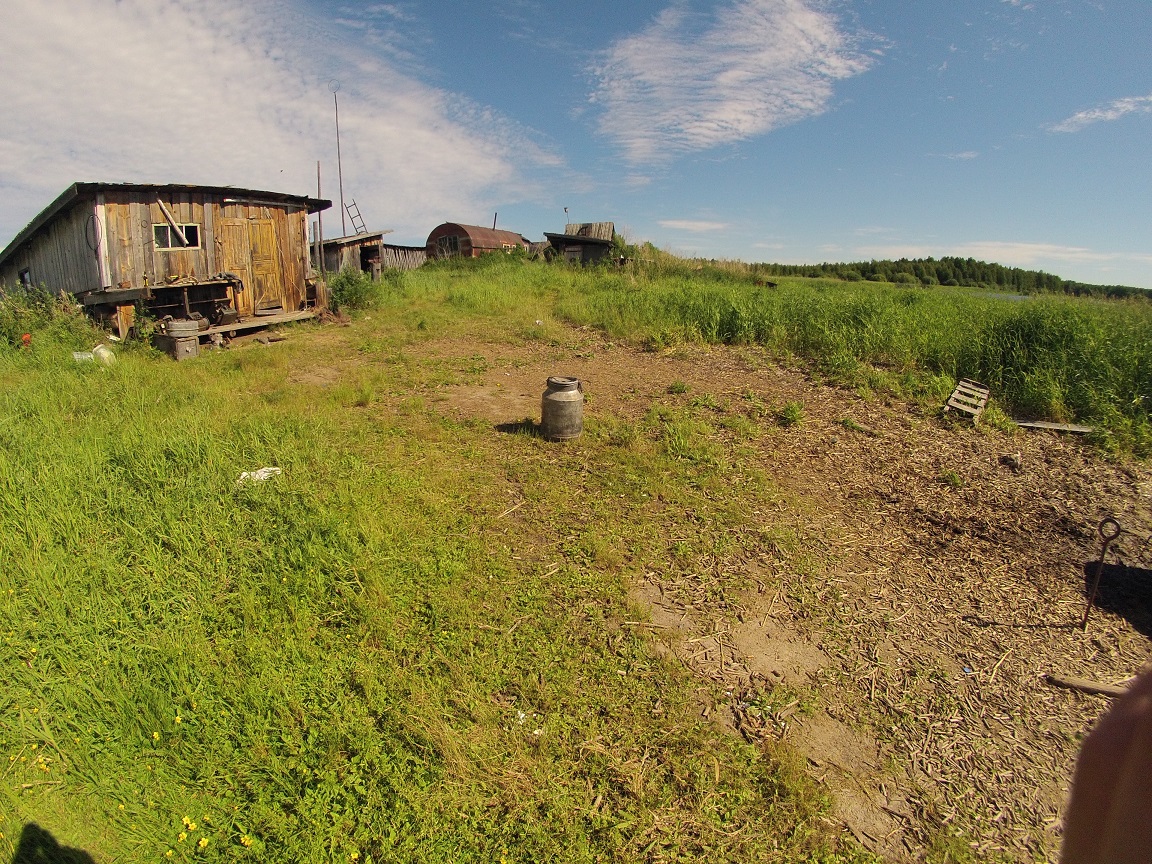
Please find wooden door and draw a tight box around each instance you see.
[248,219,284,311]
[217,220,254,317]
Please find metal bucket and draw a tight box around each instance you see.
[165,318,200,338]
[541,376,583,441]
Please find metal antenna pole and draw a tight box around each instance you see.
[316,160,324,275]
[331,80,347,237]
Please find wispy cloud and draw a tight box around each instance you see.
[0,0,560,246]
[590,0,876,165]
[945,151,979,160]
[1050,93,1152,132]
[658,220,729,232]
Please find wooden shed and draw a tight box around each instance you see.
[0,182,330,337]
[320,232,426,276]
[426,223,529,259]
[543,222,616,265]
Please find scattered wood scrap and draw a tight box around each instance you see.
[1044,673,1131,698]
[1016,420,1094,434]
[945,379,990,422]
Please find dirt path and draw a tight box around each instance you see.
[304,321,1152,861]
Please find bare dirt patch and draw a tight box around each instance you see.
[389,326,1152,861]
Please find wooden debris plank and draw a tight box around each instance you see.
[202,309,315,336]
[1044,673,1130,698]
[1016,421,1094,434]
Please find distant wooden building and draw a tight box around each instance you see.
[320,232,426,275]
[0,182,330,337]
[426,223,529,259]
[543,222,616,264]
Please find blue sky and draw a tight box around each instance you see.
[2,0,1149,287]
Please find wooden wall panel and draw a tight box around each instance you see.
[0,202,101,293]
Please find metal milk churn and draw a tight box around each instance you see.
[541,376,584,441]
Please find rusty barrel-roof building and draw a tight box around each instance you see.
[426,223,529,259]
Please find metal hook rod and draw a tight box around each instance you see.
[1081,517,1123,630]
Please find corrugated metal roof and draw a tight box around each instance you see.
[0,182,331,268]
[322,231,393,248]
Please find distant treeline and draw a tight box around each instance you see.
[751,257,1146,300]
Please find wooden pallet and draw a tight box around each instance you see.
[945,378,990,421]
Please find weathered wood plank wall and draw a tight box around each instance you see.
[380,245,426,270]
[0,203,101,293]
[4,187,319,316]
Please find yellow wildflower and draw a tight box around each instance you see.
[188,822,196,831]
[240,835,253,847]
[30,744,36,750]
[198,837,209,848]
[165,851,173,858]
[118,804,125,810]
[174,715,181,724]
[350,853,359,861]
[178,832,187,842]
[153,732,160,741]
[182,816,191,827]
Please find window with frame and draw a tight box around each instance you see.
[18,268,32,288]
[436,235,460,257]
[153,223,201,250]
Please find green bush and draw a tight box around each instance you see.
[0,285,104,350]
[327,268,378,311]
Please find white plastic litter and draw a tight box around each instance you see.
[72,351,94,362]
[237,467,282,485]
[92,344,116,366]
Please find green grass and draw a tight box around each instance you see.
[320,257,1151,453]
[777,402,805,428]
[545,263,1151,454]
[5,250,1142,860]
[0,296,872,863]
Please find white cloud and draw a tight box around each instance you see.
[0,0,560,247]
[1050,93,1152,132]
[590,0,875,165]
[658,220,729,232]
[945,151,980,160]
